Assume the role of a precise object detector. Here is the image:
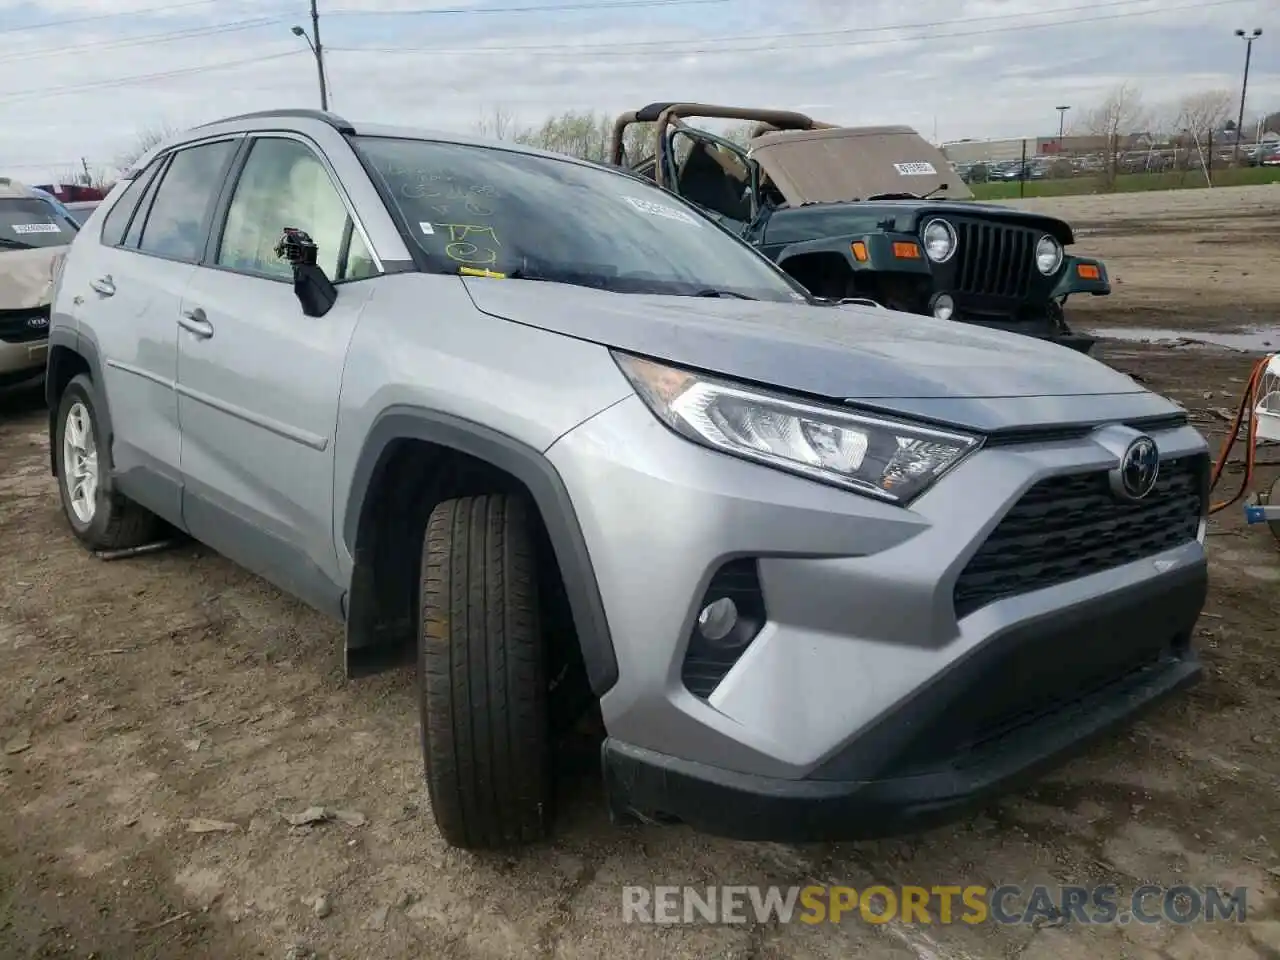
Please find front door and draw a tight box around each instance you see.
[175,134,381,614]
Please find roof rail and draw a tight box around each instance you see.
[194,108,356,135]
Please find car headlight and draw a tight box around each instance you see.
[1035,234,1063,275]
[921,218,956,263]
[614,353,981,504]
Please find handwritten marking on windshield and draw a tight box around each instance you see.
[439,223,501,265]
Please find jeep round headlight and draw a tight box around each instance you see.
[1035,234,1063,275]
[922,219,956,263]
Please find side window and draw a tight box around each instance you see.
[100,157,164,247]
[217,137,368,281]
[136,139,237,262]
[123,158,168,250]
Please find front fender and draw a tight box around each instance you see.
[1054,255,1111,298]
[775,234,933,276]
[342,406,618,695]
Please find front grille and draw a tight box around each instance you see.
[0,305,50,344]
[953,454,1206,618]
[952,221,1037,298]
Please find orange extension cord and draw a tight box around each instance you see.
[1206,354,1273,516]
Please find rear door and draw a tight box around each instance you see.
[174,133,381,613]
[71,137,240,525]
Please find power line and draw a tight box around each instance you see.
[0,17,285,64]
[329,0,1258,57]
[0,0,222,35]
[323,0,730,14]
[0,49,308,105]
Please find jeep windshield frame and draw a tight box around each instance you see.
[352,135,815,304]
[749,127,975,205]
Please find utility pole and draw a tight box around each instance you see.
[291,0,329,111]
[1232,28,1262,163]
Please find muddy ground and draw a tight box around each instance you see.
[2,184,1279,960]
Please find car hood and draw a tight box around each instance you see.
[0,245,64,310]
[462,279,1176,432]
[770,199,1073,245]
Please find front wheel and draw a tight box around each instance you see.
[417,494,552,849]
[54,374,159,550]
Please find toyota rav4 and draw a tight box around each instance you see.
[46,109,1208,850]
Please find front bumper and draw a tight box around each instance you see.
[602,564,1203,841]
[548,397,1208,839]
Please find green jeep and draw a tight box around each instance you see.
[611,103,1110,353]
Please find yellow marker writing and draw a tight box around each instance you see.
[458,266,506,279]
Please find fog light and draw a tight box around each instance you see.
[697,597,738,644]
[931,293,955,321]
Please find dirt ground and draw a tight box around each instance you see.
[2,184,1280,960]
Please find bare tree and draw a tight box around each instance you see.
[1080,83,1147,189]
[472,105,521,141]
[1177,89,1233,171]
[115,122,180,172]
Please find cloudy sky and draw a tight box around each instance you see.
[2,0,1276,182]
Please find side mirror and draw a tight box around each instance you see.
[275,227,336,318]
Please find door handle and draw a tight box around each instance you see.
[178,308,214,339]
[90,275,115,297]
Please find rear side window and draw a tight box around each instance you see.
[135,140,237,262]
[100,157,164,247]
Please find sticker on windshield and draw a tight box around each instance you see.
[418,222,435,235]
[893,162,937,176]
[622,196,701,226]
[10,222,62,234]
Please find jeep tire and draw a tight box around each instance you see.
[418,494,553,849]
[54,374,160,550]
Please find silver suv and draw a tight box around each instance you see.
[46,109,1209,850]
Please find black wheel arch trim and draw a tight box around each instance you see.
[343,406,619,696]
[45,327,113,478]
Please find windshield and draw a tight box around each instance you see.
[0,197,77,250]
[355,136,811,302]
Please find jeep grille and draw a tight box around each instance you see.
[953,221,1037,299]
[953,454,1206,618]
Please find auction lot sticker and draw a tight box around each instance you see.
[622,196,702,226]
[10,223,63,234]
[893,162,937,176]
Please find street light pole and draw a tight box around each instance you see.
[291,0,329,111]
[1233,28,1262,163]
[1056,105,1070,146]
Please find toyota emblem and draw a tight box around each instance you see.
[1111,435,1160,501]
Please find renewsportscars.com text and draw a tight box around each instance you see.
[621,884,1248,926]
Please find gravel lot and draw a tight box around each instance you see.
[2,184,1279,960]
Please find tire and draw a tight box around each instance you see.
[418,494,552,849]
[54,374,159,550]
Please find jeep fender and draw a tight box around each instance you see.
[1054,255,1111,299]
[341,407,618,696]
[775,234,932,276]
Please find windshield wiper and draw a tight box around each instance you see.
[0,237,34,250]
[689,288,757,300]
[866,183,950,202]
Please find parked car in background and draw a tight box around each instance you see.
[46,109,1209,850]
[66,200,102,224]
[1,177,75,389]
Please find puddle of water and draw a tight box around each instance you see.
[1088,326,1279,352]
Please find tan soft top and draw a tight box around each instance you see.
[749,126,973,204]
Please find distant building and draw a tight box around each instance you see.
[940,134,1147,164]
